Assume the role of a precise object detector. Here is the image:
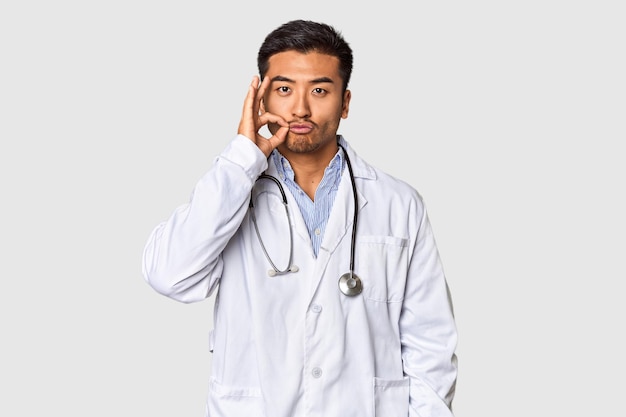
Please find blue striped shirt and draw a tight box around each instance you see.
[271,141,346,257]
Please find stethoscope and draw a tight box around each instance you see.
[249,144,362,296]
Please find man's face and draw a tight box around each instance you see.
[262,50,351,155]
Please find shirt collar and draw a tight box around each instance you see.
[270,141,346,182]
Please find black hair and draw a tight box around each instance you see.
[257,20,353,92]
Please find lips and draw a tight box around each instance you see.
[289,123,314,134]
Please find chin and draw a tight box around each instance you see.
[285,134,317,153]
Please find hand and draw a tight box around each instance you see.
[237,75,289,157]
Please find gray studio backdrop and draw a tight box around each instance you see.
[1,1,624,416]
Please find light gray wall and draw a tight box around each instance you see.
[1,1,624,416]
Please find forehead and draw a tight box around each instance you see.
[266,50,341,81]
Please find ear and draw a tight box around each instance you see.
[341,90,351,119]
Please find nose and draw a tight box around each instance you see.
[292,92,311,119]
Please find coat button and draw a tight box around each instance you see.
[310,304,322,313]
[312,367,322,378]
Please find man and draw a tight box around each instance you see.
[143,19,458,417]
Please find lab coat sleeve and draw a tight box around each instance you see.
[400,204,458,417]
[142,135,268,303]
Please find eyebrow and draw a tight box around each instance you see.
[270,75,335,84]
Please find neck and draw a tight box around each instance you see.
[280,143,339,201]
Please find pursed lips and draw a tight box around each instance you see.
[289,122,314,134]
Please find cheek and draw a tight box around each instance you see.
[326,106,346,123]
[263,97,287,114]
[313,101,342,117]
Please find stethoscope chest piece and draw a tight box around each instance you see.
[339,272,362,296]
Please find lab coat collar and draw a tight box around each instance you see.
[336,135,377,181]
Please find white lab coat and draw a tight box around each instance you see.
[143,135,457,417]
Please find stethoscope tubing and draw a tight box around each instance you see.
[250,143,361,295]
[249,174,295,276]
[340,143,358,278]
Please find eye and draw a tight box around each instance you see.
[277,86,291,94]
[312,88,327,95]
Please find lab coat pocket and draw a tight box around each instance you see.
[207,378,264,416]
[358,236,409,302]
[373,376,410,417]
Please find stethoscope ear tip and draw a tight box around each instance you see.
[289,265,299,273]
[267,269,277,277]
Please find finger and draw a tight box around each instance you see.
[238,76,260,136]
[258,112,289,128]
[255,75,270,115]
[244,76,260,117]
[264,125,290,150]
